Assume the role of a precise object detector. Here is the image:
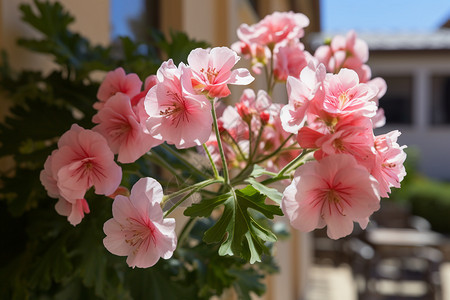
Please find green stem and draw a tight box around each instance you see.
[160,143,208,179]
[202,144,220,179]
[162,178,222,206]
[267,46,275,96]
[147,150,185,182]
[230,125,266,185]
[276,149,313,177]
[247,122,253,163]
[163,178,222,217]
[249,124,265,162]
[210,98,230,185]
[225,131,246,161]
[260,175,291,186]
[253,133,295,164]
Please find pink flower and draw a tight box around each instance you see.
[95,67,142,110]
[298,115,376,170]
[145,60,213,149]
[273,40,308,81]
[282,154,380,239]
[280,61,326,133]
[187,47,254,98]
[40,150,60,199]
[93,92,161,163]
[103,177,177,268]
[237,11,309,47]
[371,131,407,197]
[231,41,269,74]
[55,198,90,226]
[41,150,91,226]
[321,68,378,118]
[49,124,122,202]
[367,77,387,128]
[314,30,369,76]
[130,75,158,107]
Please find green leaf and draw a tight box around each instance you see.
[189,186,282,263]
[229,268,266,300]
[246,178,283,205]
[184,193,230,217]
[250,165,267,177]
[151,29,210,65]
[28,237,73,290]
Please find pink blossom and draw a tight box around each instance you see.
[93,93,161,163]
[273,40,308,81]
[103,177,177,268]
[330,30,368,69]
[237,11,309,47]
[187,47,254,98]
[95,67,142,110]
[280,61,326,133]
[145,60,213,149]
[40,150,60,199]
[231,41,269,74]
[371,131,407,197]
[367,77,388,128]
[298,115,376,170]
[41,151,91,226]
[282,154,380,239]
[314,30,369,76]
[130,75,158,107]
[49,124,122,202]
[55,198,90,226]
[321,68,378,118]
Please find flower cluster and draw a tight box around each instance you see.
[40,11,406,269]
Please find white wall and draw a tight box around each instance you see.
[370,52,450,180]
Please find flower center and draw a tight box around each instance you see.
[200,67,218,83]
[160,91,189,127]
[324,189,346,216]
[124,217,156,252]
[338,92,349,106]
[333,138,345,151]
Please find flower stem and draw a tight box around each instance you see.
[276,149,313,177]
[210,98,230,185]
[160,143,208,179]
[162,178,222,205]
[202,144,220,179]
[163,178,222,217]
[253,133,295,164]
[147,149,184,182]
[249,124,265,162]
[267,46,275,96]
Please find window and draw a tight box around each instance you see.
[431,75,450,126]
[378,75,413,125]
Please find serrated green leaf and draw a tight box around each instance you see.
[199,186,282,263]
[236,185,283,218]
[184,193,230,217]
[246,178,283,205]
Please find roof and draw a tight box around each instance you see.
[308,29,450,51]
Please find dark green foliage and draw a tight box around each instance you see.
[0,1,275,299]
[406,179,450,233]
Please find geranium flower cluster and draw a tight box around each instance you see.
[40,11,407,269]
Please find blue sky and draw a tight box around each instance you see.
[110,0,450,39]
[321,0,450,33]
